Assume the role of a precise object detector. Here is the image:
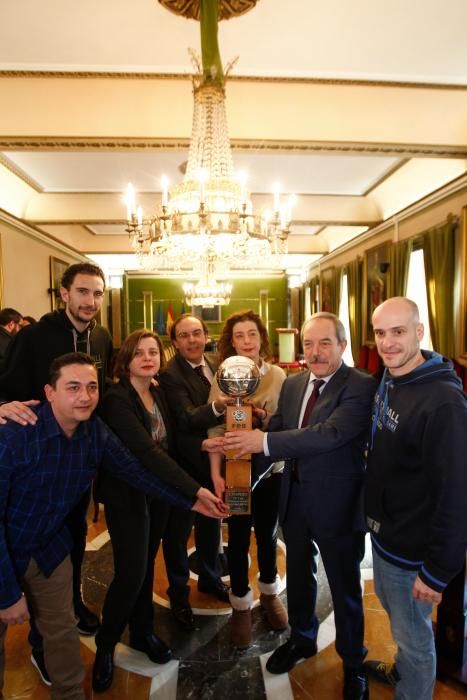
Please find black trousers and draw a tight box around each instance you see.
[228,473,282,598]
[162,506,222,605]
[95,480,170,652]
[28,487,91,651]
[283,478,367,668]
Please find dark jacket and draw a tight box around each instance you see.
[159,352,222,483]
[98,376,199,499]
[268,363,377,535]
[365,351,467,592]
[0,327,13,366]
[0,309,112,401]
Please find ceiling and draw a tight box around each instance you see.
[1,0,467,276]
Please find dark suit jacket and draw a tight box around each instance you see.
[159,352,222,483]
[97,376,200,504]
[267,363,377,536]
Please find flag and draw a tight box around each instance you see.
[155,303,165,335]
[166,303,175,336]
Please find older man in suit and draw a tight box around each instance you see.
[159,314,230,628]
[225,312,377,700]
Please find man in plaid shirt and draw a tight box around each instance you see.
[0,352,225,700]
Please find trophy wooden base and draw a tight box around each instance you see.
[225,459,251,515]
[224,403,252,515]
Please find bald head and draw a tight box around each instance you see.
[372,296,425,376]
[373,297,420,325]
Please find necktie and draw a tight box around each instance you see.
[300,379,325,428]
[194,364,211,388]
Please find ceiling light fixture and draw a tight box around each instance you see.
[124,0,294,305]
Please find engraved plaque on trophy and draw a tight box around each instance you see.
[217,356,260,515]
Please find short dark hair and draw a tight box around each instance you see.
[170,313,209,343]
[0,307,23,326]
[48,352,96,388]
[113,329,165,379]
[61,263,106,290]
[217,309,271,363]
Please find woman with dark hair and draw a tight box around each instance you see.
[208,310,288,648]
[92,329,224,692]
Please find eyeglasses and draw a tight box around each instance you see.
[176,330,204,340]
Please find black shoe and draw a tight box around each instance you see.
[198,578,230,602]
[92,648,114,693]
[171,602,196,630]
[31,648,51,686]
[364,659,400,686]
[343,667,369,700]
[129,633,172,664]
[266,638,318,674]
[75,599,100,636]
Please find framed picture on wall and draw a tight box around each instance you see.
[363,242,390,344]
[459,208,467,360]
[49,256,69,311]
[192,305,222,323]
[319,267,336,313]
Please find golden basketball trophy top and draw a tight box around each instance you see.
[217,356,260,514]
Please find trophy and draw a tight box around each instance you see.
[217,356,261,515]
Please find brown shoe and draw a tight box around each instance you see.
[260,593,288,630]
[231,608,252,649]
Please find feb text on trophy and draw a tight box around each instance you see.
[217,356,261,515]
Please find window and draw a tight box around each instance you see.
[339,273,354,366]
[406,248,433,350]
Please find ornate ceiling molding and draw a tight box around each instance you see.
[1,70,466,91]
[0,153,42,191]
[1,136,467,159]
[158,0,258,20]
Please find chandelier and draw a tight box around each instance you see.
[183,254,232,307]
[125,0,295,303]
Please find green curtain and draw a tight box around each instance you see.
[320,268,337,313]
[389,238,412,297]
[309,277,319,313]
[423,215,457,357]
[335,266,342,316]
[346,258,363,364]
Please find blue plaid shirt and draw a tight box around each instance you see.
[0,402,193,609]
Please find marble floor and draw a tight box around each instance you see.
[2,516,466,699]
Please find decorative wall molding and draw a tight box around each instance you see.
[309,173,467,269]
[1,136,466,159]
[0,209,87,261]
[1,70,467,91]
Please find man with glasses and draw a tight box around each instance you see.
[159,314,230,628]
[0,262,112,684]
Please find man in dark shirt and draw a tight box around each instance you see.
[0,262,112,665]
[159,314,230,627]
[0,308,23,366]
[0,352,225,700]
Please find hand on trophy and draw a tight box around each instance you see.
[224,429,265,458]
[194,487,230,518]
[201,436,226,453]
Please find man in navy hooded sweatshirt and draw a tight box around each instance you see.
[364,297,467,700]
